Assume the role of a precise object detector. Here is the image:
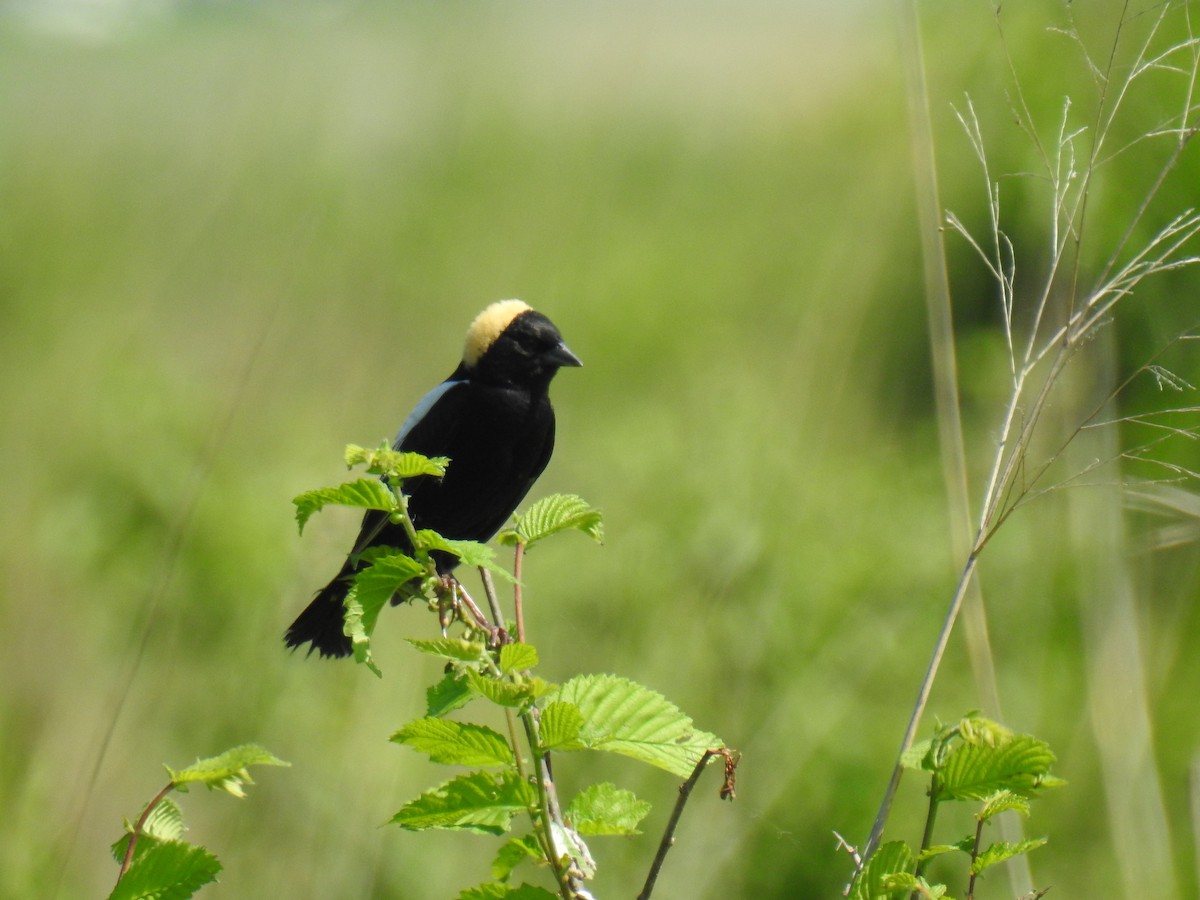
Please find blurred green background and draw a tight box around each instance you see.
[3,1,1199,897]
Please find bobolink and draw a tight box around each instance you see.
[285,299,581,658]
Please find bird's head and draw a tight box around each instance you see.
[461,299,582,388]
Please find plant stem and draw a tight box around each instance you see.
[519,710,580,900]
[478,566,506,628]
[116,780,177,882]
[637,750,719,900]
[966,814,986,900]
[514,542,526,643]
[863,552,980,860]
[911,783,940,886]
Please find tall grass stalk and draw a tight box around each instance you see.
[865,0,1200,882]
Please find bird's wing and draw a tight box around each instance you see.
[347,379,471,559]
[392,379,464,449]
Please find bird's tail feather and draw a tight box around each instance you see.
[284,569,354,659]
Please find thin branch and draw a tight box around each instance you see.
[513,542,527,644]
[116,781,177,883]
[637,749,736,900]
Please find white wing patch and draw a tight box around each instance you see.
[393,380,462,448]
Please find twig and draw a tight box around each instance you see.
[966,814,987,900]
[862,552,980,860]
[477,566,506,628]
[116,780,176,882]
[513,542,527,643]
[637,749,737,900]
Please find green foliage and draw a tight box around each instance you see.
[552,673,722,778]
[565,783,652,836]
[498,494,604,549]
[288,444,730,896]
[344,442,449,478]
[109,745,287,900]
[164,744,289,797]
[457,883,559,900]
[108,842,222,900]
[849,841,913,900]
[491,834,543,882]
[851,715,1061,898]
[293,478,397,533]
[392,719,514,767]
[390,771,537,834]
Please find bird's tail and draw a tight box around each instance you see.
[284,567,354,659]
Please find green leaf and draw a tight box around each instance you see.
[880,873,950,898]
[428,672,474,718]
[848,841,914,900]
[457,883,559,900]
[343,586,383,678]
[108,841,221,900]
[166,744,289,797]
[900,738,935,772]
[293,479,398,534]
[353,553,426,622]
[566,782,651,836]
[407,637,488,663]
[552,674,723,778]
[537,701,585,751]
[466,671,536,709]
[391,771,535,835]
[111,797,186,863]
[392,718,513,767]
[971,837,1048,875]
[916,843,967,863]
[978,789,1031,821]
[937,735,1061,801]
[490,834,542,882]
[498,494,604,548]
[499,643,538,674]
[345,443,449,479]
[416,532,517,582]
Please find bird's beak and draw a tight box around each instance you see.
[546,341,583,368]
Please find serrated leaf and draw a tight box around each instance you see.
[457,883,559,900]
[391,771,534,835]
[407,637,487,663]
[108,841,221,900]
[491,834,543,882]
[416,532,517,582]
[428,672,474,717]
[345,443,449,479]
[499,643,539,674]
[353,553,426,621]
[916,843,967,863]
[971,837,1048,875]
[553,674,723,777]
[566,782,651,836]
[498,494,604,548]
[538,701,585,751]
[848,840,914,900]
[293,479,397,534]
[392,719,513,767]
[937,735,1059,801]
[466,671,536,708]
[900,738,935,772]
[978,789,1031,821]
[880,873,950,898]
[112,797,186,863]
[166,744,289,797]
[958,715,1013,747]
[344,586,383,677]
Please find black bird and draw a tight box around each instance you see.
[285,299,582,658]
